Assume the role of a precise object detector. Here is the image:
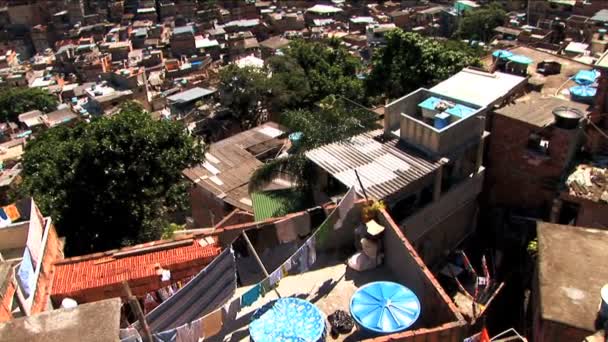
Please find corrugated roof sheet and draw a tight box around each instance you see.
[592,9,608,23]
[183,122,287,212]
[251,190,309,221]
[166,87,216,103]
[305,130,441,200]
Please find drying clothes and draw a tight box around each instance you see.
[241,283,261,307]
[293,212,312,237]
[223,298,241,321]
[176,320,203,342]
[274,216,298,243]
[153,328,177,342]
[260,278,272,297]
[282,259,292,272]
[157,287,170,302]
[3,204,20,222]
[144,292,160,313]
[306,238,317,267]
[280,263,289,278]
[16,248,35,298]
[145,248,236,332]
[0,208,10,227]
[120,328,142,342]
[202,309,223,337]
[269,268,282,287]
[335,187,356,230]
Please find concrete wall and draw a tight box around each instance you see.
[0,222,28,252]
[399,169,484,266]
[379,210,467,334]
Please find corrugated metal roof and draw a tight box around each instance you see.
[251,190,308,221]
[305,130,441,200]
[167,87,216,103]
[183,122,287,212]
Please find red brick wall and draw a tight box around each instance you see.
[0,279,15,322]
[31,223,63,314]
[486,114,579,211]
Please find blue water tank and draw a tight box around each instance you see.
[434,112,451,130]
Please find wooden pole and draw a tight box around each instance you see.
[122,281,153,342]
[241,231,282,298]
[354,169,369,201]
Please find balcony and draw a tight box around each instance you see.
[384,88,487,156]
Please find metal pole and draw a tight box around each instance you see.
[354,169,369,201]
[122,281,153,342]
[241,231,282,298]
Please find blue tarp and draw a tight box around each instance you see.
[492,50,513,59]
[570,85,597,97]
[445,103,476,119]
[350,281,421,334]
[417,96,442,111]
[573,69,600,85]
[249,298,325,342]
[508,54,533,65]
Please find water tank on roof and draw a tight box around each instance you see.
[553,106,583,129]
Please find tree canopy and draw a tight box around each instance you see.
[454,3,507,42]
[366,30,482,99]
[218,64,269,129]
[250,96,379,191]
[20,102,203,255]
[0,87,58,122]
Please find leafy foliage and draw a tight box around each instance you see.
[250,97,379,191]
[454,3,507,42]
[0,87,58,122]
[366,30,482,99]
[218,64,269,129]
[21,102,203,255]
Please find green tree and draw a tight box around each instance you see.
[266,55,311,112]
[20,102,203,255]
[367,30,481,99]
[454,3,507,42]
[0,88,58,122]
[250,96,379,190]
[283,39,366,105]
[218,64,269,129]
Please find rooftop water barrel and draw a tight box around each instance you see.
[553,106,583,129]
[434,112,450,130]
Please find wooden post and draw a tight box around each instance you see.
[122,281,153,342]
[354,169,369,201]
[241,231,282,298]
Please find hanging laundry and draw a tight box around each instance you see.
[293,212,312,237]
[144,292,160,313]
[120,328,142,342]
[260,278,272,297]
[306,238,317,267]
[274,217,298,243]
[241,283,261,307]
[202,309,223,337]
[0,207,10,227]
[16,248,35,298]
[3,204,20,222]
[268,268,282,287]
[280,263,289,278]
[282,258,292,273]
[176,320,203,342]
[335,187,356,230]
[153,328,177,342]
[157,287,170,302]
[223,298,241,321]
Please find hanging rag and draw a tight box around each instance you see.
[335,187,356,230]
[274,217,298,243]
[298,243,309,273]
[3,204,20,222]
[0,208,10,227]
[202,309,223,337]
[176,320,203,342]
[306,238,317,267]
[223,298,241,321]
[268,268,282,287]
[280,263,289,277]
[241,283,261,307]
[153,328,177,342]
[260,278,272,297]
[293,212,312,237]
[157,287,170,302]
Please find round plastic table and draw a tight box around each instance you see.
[350,281,421,334]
